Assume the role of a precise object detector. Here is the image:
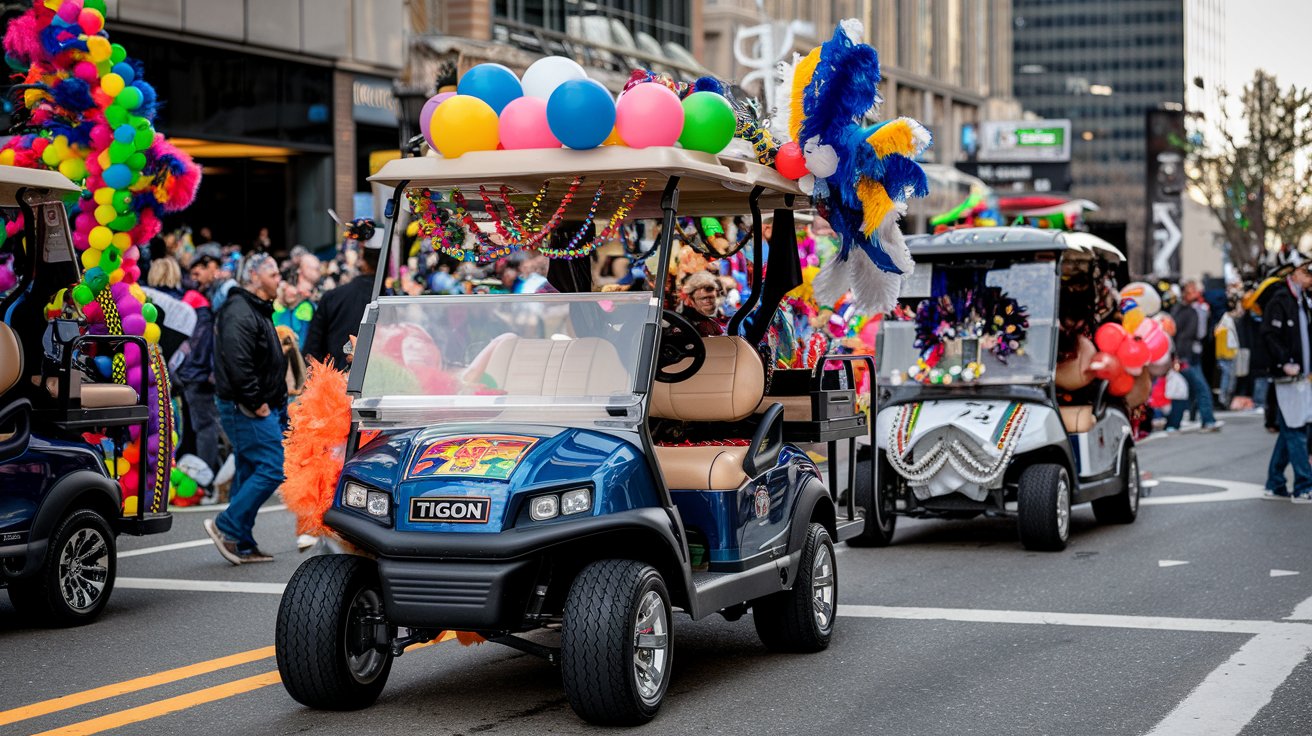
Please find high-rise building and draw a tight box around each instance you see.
[1012,0,1225,271]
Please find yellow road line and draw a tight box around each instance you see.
[29,671,284,736]
[0,646,274,727]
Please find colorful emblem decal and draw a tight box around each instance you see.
[753,486,771,519]
[408,435,539,480]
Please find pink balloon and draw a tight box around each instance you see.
[498,96,560,150]
[1094,322,1127,355]
[72,230,89,250]
[82,300,102,322]
[126,367,142,390]
[124,342,141,367]
[121,313,146,335]
[89,124,112,149]
[615,83,684,148]
[57,0,81,24]
[1117,337,1149,370]
[420,92,456,150]
[1136,320,1170,362]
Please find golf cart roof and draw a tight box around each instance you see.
[0,165,80,205]
[907,226,1123,263]
[369,147,808,218]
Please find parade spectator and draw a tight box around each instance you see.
[146,256,184,299]
[273,280,314,349]
[1165,280,1220,432]
[1214,300,1240,409]
[190,252,236,314]
[175,280,219,504]
[295,251,322,299]
[205,253,288,564]
[678,270,726,337]
[304,243,379,369]
[1261,258,1312,501]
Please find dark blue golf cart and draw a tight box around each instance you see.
[0,166,171,626]
[274,148,875,724]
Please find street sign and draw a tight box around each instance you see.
[960,120,1071,163]
[1146,109,1186,276]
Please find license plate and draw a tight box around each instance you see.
[409,496,492,524]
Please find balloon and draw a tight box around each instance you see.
[1136,319,1170,362]
[141,302,158,323]
[602,126,625,146]
[614,83,683,148]
[143,322,161,344]
[177,477,198,498]
[457,63,523,115]
[88,226,113,250]
[133,126,155,151]
[498,96,560,150]
[95,204,117,225]
[82,300,102,322]
[1108,371,1136,397]
[117,85,143,110]
[118,296,142,316]
[80,248,102,270]
[1090,351,1123,381]
[1155,313,1176,337]
[775,141,809,179]
[1122,307,1145,334]
[85,267,109,293]
[522,56,589,101]
[419,91,456,150]
[111,62,135,84]
[679,92,736,154]
[1094,322,1127,354]
[1120,281,1162,317]
[72,284,94,305]
[78,7,104,35]
[122,313,146,336]
[58,157,86,181]
[429,95,500,158]
[86,36,111,63]
[100,245,122,271]
[74,61,98,83]
[101,72,124,97]
[104,104,127,128]
[93,354,112,378]
[1117,337,1149,369]
[57,1,81,24]
[103,163,133,189]
[109,42,126,65]
[1147,344,1174,377]
[546,79,615,150]
[108,140,133,163]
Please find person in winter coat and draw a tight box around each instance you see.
[1165,280,1220,432]
[1261,258,1312,501]
[304,243,379,369]
[204,253,288,563]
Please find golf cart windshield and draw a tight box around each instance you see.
[353,291,658,427]
[876,258,1058,386]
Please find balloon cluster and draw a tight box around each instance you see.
[1091,298,1172,397]
[421,58,739,158]
[1,0,201,509]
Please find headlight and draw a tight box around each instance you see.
[529,494,559,521]
[344,482,368,508]
[366,491,391,517]
[560,488,591,516]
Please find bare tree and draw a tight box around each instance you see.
[1189,70,1312,276]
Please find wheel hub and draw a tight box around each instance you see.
[58,527,109,613]
[345,588,388,684]
[811,544,835,631]
[632,589,669,705]
[1056,478,1070,540]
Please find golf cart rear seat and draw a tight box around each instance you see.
[651,336,764,490]
[33,375,138,408]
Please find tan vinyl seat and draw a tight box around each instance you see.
[34,375,140,409]
[1060,405,1096,434]
[651,336,766,490]
[480,336,629,396]
[0,322,19,397]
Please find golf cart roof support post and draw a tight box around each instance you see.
[651,175,681,302]
[372,181,410,301]
[727,186,766,337]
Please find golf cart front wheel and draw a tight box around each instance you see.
[7,508,116,627]
[561,559,673,726]
[848,450,897,547]
[753,523,836,652]
[1017,464,1071,551]
[276,554,393,710]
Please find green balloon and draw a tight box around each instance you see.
[109,212,138,232]
[117,86,143,111]
[126,152,147,172]
[133,126,155,150]
[177,478,198,498]
[113,190,133,214]
[105,105,128,128]
[169,467,185,485]
[678,92,737,154]
[101,245,122,271]
[108,141,133,164]
[0,227,6,247]
[109,43,127,65]
[85,0,107,13]
[72,284,94,306]
[85,267,109,293]
[141,303,158,323]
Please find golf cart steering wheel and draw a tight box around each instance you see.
[656,309,706,383]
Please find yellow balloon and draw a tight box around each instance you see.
[115,457,129,477]
[143,322,161,344]
[122,495,138,515]
[1122,307,1145,334]
[0,149,14,166]
[86,36,111,63]
[603,126,626,146]
[94,204,117,225]
[430,95,500,158]
[108,268,124,284]
[129,283,146,302]
[88,225,112,250]
[81,248,101,270]
[58,158,85,181]
[111,232,132,250]
[23,89,43,108]
[97,150,111,170]
[94,187,115,206]
[101,72,124,97]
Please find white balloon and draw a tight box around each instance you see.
[522,56,589,101]
[1120,281,1162,317]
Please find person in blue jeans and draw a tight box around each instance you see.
[1166,280,1220,432]
[1261,259,1312,500]
[204,253,289,563]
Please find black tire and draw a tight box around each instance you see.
[7,508,116,626]
[753,523,836,652]
[1093,445,1141,524]
[848,450,897,547]
[276,554,393,711]
[561,560,673,726]
[1017,464,1071,551]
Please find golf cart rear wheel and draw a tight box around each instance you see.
[276,554,393,710]
[561,559,672,726]
[848,450,897,547]
[753,523,836,652]
[1092,446,1141,524]
[1017,464,1071,551]
[7,508,116,627]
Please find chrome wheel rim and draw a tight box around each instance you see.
[345,587,387,683]
[1128,455,1141,512]
[811,543,835,632]
[1056,476,1071,541]
[58,527,109,613]
[632,589,669,705]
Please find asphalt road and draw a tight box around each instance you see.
[2,411,1310,736]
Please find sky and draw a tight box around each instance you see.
[1224,0,1312,95]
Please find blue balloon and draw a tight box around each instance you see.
[456,64,522,115]
[103,163,133,190]
[546,79,615,150]
[93,355,113,378]
[111,62,135,84]
[114,124,135,144]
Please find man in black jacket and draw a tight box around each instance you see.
[304,244,378,368]
[1261,259,1312,501]
[204,253,288,563]
[1166,280,1220,432]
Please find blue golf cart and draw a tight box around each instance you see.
[274,148,875,724]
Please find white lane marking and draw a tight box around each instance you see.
[1159,560,1190,568]
[1286,594,1312,621]
[116,577,286,595]
[1271,569,1301,578]
[117,539,214,558]
[1145,630,1312,736]
[838,605,1307,636]
[1140,477,1266,505]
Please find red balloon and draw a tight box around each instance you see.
[1108,371,1136,396]
[1094,322,1127,354]
[1091,351,1123,380]
[775,141,809,180]
[1117,337,1149,369]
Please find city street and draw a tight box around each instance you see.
[2,411,1309,736]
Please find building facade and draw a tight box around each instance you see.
[1012,0,1225,274]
